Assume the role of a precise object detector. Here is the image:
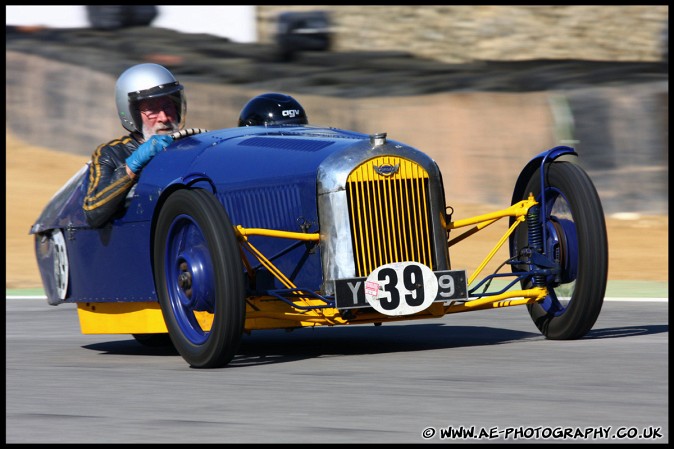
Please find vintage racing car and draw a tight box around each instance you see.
[31,125,608,368]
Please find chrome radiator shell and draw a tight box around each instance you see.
[317,137,449,295]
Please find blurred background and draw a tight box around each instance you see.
[6,5,668,213]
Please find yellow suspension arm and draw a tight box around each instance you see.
[445,195,538,286]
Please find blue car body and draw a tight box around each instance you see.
[31,125,447,306]
[31,124,607,368]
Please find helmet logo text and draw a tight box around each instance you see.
[282,109,301,118]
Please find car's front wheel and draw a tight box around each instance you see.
[153,189,245,368]
[511,161,608,339]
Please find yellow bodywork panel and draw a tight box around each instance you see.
[77,302,167,334]
[77,302,217,334]
[76,286,547,335]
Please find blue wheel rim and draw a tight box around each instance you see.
[538,187,579,316]
[164,214,216,344]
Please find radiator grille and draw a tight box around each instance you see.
[346,156,434,277]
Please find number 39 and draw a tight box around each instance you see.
[364,262,438,316]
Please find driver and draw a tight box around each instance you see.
[82,63,186,227]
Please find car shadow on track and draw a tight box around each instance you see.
[83,339,180,356]
[82,323,541,366]
[231,323,542,367]
[584,324,668,339]
[80,323,667,367]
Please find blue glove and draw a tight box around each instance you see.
[125,134,173,174]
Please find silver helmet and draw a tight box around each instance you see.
[115,63,186,133]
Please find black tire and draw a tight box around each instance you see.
[510,162,608,339]
[132,333,174,347]
[153,189,245,368]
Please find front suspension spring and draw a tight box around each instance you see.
[527,204,545,287]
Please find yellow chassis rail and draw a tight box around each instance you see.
[78,196,546,334]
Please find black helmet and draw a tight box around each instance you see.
[238,92,308,127]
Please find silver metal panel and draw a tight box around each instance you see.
[317,137,450,295]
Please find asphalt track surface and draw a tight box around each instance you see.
[6,297,668,444]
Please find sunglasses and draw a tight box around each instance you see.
[139,99,177,119]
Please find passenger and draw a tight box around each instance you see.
[83,63,186,227]
[238,92,308,127]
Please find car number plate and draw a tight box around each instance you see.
[334,262,468,316]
